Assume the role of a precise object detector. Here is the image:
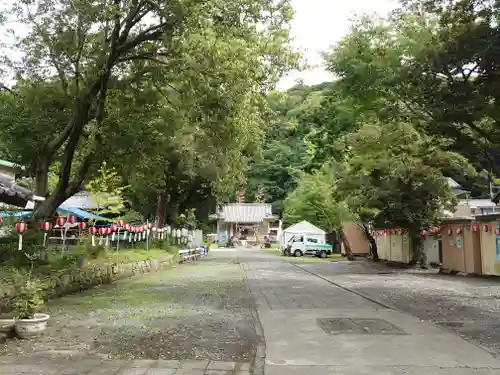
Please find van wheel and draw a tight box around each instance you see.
[293,249,302,257]
[319,250,327,259]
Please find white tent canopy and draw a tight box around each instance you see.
[280,220,326,248]
[283,220,326,235]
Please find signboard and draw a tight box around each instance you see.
[496,235,500,261]
[456,236,463,249]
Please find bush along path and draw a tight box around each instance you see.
[0,251,257,375]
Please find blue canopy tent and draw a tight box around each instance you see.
[0,207,108,221]
[57,207,108,221]
[0,210,32,218]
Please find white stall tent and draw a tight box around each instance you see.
[280,221,326,249]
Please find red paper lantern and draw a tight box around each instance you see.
[117,219,124,227]
[98,227,105,235]
[56,217,66,227]
[125,224,131,231]
[89,226,97,235]
[471,224,478,232]
[420,230,426,237]
[111,224,118,232]
[140,226,145,232]
[496,228,500,236]
[456,228,462,235]
[106,227,112,235]
[41,222,52,231]
[447,228,453,235]
[484,225,490,232]
[78,222,86,230]
[147,223,153,229]
[68,215,77,224]
[15,222,27,233]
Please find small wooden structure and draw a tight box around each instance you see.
[440,218,482,274]
[374,229,412,263]
[342,223,370,255]
[210,203,277,245]
[476,214,500,276]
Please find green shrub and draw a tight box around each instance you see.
[0,228,46,267]
[11,279,44,319]
[165,245,179,255]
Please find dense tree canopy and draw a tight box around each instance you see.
[0,0,496,256]
[0,0,298,225]
[251,0,495,261]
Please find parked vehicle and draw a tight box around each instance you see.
[281,234,333,258]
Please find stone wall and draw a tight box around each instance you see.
[0,255,174,313]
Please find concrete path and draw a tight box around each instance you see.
[0,356,250,375]
[3,247,500,375]
[0,250,255,375]
[240,248,500,375]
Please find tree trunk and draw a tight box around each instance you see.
[154,192,168,227]
[166,202,180,226]
[340,227,355,260]
[35,155,51,198]
[361,223,379,262]
[33,190,69,218]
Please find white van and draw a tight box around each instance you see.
[282,234,333,258]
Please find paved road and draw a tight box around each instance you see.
[0,250,255,375]
[2,248,500,375]
[240,248,500,375]
[298,260,500,356]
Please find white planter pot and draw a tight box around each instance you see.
[14,313,50,339]
[0,318,15,333]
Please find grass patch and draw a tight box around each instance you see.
[90,247,176,264]
[0,246,179,286]
[260,247,344,263]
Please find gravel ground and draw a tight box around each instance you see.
[300,261,500,356]
[0,253,257,362]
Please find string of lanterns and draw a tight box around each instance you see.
[373,224,500,238]
[0,214,190,250]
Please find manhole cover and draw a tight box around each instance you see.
[317,318,407,335]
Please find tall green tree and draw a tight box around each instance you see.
[337,121,473,261]
[283,165,355,259]
[325,5,500,190]
[1,0,297,218]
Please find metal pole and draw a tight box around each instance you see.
[116,228,120,252]
[146,220,149,252]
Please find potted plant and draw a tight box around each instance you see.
[11,279,50,339]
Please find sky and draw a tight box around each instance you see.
[277,0,397,90]
[0,0,397,88]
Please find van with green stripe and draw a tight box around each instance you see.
[283,234,333,258]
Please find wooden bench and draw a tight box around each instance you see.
[178,248,202,263]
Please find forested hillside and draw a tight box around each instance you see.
[245,0,500,260]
